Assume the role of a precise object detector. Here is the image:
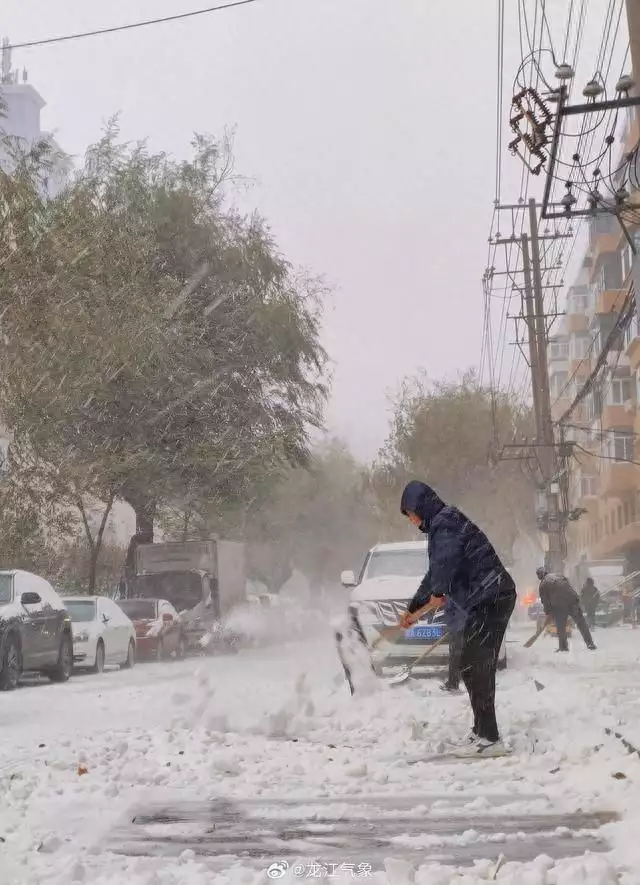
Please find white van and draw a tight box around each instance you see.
[341,541,507,674]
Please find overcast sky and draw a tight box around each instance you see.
[3,0,615,461]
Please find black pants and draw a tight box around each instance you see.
[446,630,463,688]
[584,607,596,629]
[554,602,594,651]
[459,591,515,743]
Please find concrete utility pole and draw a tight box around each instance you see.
[626,0,640,118]
[520,233,543,438]
[527,197,564,572]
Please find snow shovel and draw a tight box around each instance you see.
[370,601,438,651]
[524,615,552,648]
[385,631,450,686]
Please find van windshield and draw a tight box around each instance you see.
[363,549,427,580]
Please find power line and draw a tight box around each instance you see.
[4,0,261,51]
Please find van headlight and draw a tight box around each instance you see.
[75,630,89,643]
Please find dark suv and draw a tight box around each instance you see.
[0,570,74,691]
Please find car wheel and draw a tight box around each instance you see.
[122,640,136,669]
[48,634,73,683]
[0,634,21,691]
[90,641,105,674]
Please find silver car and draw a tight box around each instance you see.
[341,541,507,674]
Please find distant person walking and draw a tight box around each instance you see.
[580,577,600,629]
[536,567,596,652]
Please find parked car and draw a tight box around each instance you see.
[63,596,136,673]
[0,570,74,691]
[116,598,186,661]
[341,541,508,675]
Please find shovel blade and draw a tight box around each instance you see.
[386,668,411,686]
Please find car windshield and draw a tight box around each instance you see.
[64,600,96,622]
[118,599,157,620]
[0,574,13,605]
[363,549,427,580]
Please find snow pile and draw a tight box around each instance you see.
[1,620,640,884]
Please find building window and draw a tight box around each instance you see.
[608,430,635,462]
[624,500,631,524]
[579,475,599,497]
[610,377,633,405]
[569,292,589,314]
[549,341,569,360]
[585,388,603,422]
[551,371,569,400]
[618,505,624,530]
[571,335,591,360]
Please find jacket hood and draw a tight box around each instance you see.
[400,480,446,532]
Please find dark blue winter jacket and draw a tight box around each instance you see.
[400,480,515,629]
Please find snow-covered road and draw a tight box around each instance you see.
[2,620,640,885]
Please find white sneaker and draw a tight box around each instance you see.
[452,730,479,747]
[452,738,509,759]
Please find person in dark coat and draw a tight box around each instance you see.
[536,567,596,652]
[580,577,600,629]
[398,480,516,757]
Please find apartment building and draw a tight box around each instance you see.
[549,113,640,584]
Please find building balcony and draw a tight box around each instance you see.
[596,288,626,315]
[600,403,635,431]
[593,520,640,559]
[625,321,640,371]
[568,357,591,378]
[566,313,589,334]
[573,481,599,513]
[591,234,623,269]
[599,461,640,498]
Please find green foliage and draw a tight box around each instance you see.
[372,371,536,562]
[0,126,328,548]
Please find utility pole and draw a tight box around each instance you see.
[520,234,543,438]
[527,197,564,572]
[626,0,640,118]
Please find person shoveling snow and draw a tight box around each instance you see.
[398,480,516,758]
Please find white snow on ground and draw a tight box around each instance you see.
[1,615,640,885]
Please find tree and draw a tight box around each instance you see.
[1,435,117,590]
[246,441,375,590]
[0,127,327,570]
[166,439,381,593]
[371,371,536,563]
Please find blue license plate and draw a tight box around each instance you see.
[405,625,445,641]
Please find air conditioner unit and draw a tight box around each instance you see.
[624,399,635,413]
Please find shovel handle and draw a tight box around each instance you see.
[405,631,450,673]
[370,601,436,651]
[524,615,552,648]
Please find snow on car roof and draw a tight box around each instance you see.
[369,541,427,553]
